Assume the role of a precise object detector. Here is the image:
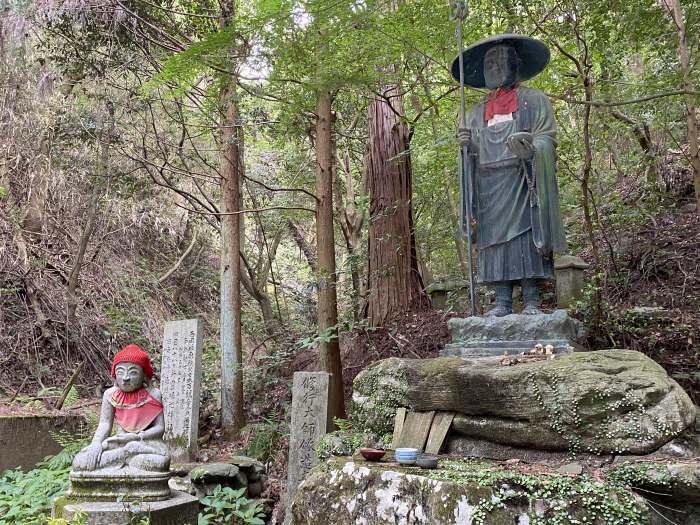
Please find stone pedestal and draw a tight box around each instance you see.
[554,255,589,309]
[441,309,585,357]
[53,490,199,525]
[67,469,171,502]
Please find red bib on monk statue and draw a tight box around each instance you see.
[484,87,519,122]
[110,388,163,433]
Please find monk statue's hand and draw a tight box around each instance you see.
[506,132,535,159]
[75,442,103,471]
[103,433,138,447]
[457,128,472,147]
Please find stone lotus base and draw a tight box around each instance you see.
[67,468,171,501]
[53,490,199,525]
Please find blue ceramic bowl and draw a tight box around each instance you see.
[395,447,418,465]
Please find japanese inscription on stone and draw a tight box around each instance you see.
[160,318,203,462]
[287,372,331,507]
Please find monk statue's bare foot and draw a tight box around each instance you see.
[485,305,512,317]
[521,305,543,315]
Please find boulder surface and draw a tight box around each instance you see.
[353,350,695,454]
[291,457,649,525]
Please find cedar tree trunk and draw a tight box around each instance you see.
[365,85,428,326]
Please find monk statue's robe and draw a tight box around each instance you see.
[460,86,566,284]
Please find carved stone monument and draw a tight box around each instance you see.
[287,372,332,515]
[161,318,203,462]
[52,344,199,525]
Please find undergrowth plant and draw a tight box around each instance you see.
[198,485,265,525]
[0,447,76,525]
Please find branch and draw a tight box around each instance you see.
[158,229,199,283]
[244,174,319,202]
[549,89,700,107]
[173,202,315,215]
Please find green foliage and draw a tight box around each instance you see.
[316,418,372,460]
[47,510,87,525]
[242,418,286,463]
[608,461,676,489]
[0,451,74,525]
[198,486,265,525]
[427,459,649,525]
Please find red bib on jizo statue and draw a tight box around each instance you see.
[110,388,163,433]
[484,86,519,122]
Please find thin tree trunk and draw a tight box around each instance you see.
[663,0,700,216]
[315,89,345,421]
[66,101,113,330]
[365,85,428,326]
[219,0,245,438]
[287,220,318,274]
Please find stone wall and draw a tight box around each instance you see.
[0,415,85,471]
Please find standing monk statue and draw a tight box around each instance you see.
[452,34,566,316]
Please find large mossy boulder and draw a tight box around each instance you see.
[353,350,695,455]
[291,457,650,524]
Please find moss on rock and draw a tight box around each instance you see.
[291,457,650,524]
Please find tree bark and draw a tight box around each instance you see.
[662,0,700,216]
[315,89,345,421]
[365,85,428,326]
[334,144,365,321]
[218,0,245,438]
[287,220,318,274]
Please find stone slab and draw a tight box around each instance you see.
[287,372,331,509]
[445,434,613,467]
[425,412,455,454]
[0,415,85,471]
[447,309,584,342]
[391,407,407,449]
[353,350,696,455]
[54,490,199,525]
[441,339,576,357]
[396,411,434,450]
[161,318,204,462]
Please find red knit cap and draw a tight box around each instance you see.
[111,344,154,379]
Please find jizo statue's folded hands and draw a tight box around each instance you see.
[506,131,535,159]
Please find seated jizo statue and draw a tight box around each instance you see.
[73,344,170,473]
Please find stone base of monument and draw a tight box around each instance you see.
[66,469,171,502]
[53,490,199,525]
[441,309,585,357]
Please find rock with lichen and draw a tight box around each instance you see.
[353,349,696,455]
[290,457,650,525]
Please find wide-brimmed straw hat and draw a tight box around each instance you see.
[451,33,550,88]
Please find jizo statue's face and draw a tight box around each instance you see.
[483,45,517,90]
[115,362,145,393]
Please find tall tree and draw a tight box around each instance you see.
[315,88,345,419]
[661,0,700,217]
[365,84,428,326]
[219,0,245,438]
